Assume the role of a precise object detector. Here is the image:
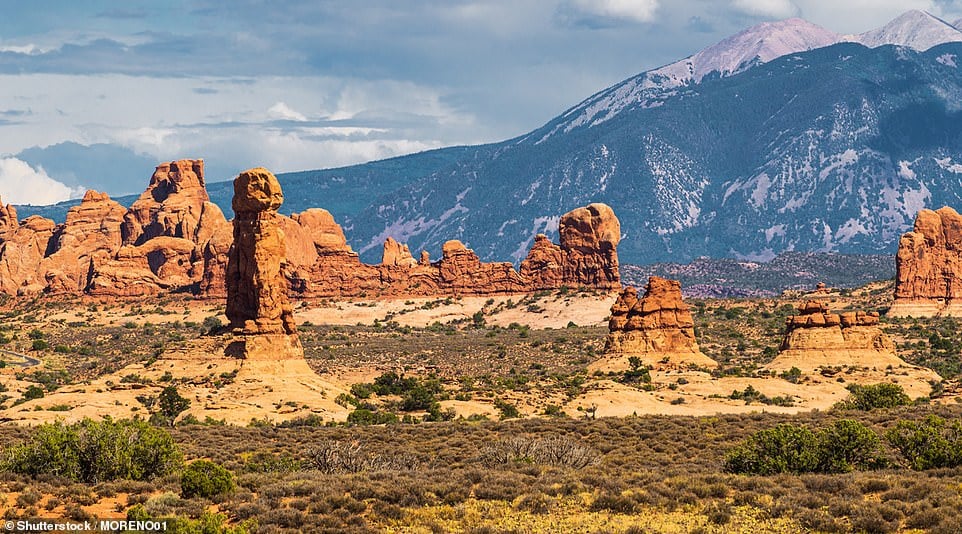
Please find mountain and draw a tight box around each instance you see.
[852,10,962,51]
[17,12,962,269]
[338,35,962,265]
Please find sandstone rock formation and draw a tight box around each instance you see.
[226,168,297,336]
[0,158,622,298]
[520,203,621,290]
[892,206,962,316]
[122,159,210,245]
[0,159,231,297]
[766,300,905,371]
[596,276,717,370]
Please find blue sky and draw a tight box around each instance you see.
[1,0,961,204]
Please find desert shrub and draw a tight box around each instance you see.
[2,417,181,482]
[180,460,236,499]
[816,419,887,472]
[621,357,651,384]
[306,440,420,474]
[480,435,599,469]
[22,385,44,400]
[885,415,962,470]
[725,423,820,474]
[494,399,520,420]
[347,409,399,426]
[835,383,911,410]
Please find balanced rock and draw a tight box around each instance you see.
[598,276,716,370]
[891,206,962,316]
[225,168,297,336]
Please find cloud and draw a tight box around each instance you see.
[268,102,307,122]
[0,157,84,205]
[562,0,660,25]
[731,0,799,19]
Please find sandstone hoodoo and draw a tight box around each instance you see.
[520,203,621,290]
[595,276,717,370]
[226,167,297,336]
[891,206,962,317]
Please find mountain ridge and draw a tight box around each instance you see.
[15,11,962,269]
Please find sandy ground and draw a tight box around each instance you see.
[1,292,954,425]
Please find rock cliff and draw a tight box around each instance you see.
[891,206,962,316]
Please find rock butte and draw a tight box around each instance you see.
[891,206,962,317]
[765,300,925,373]
[0,160,621,298]
[593,276,718,372]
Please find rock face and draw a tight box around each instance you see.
[599,276,716,370]
[521,203,621,290]
[892,206,962,316]
[122,160,210,245]
[0,161,621,298]
[226,168,297,336]
[0,159,230,297]
[767,300,903,371]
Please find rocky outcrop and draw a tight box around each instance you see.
[767,300,906,371]
[892,206,962,316]
[521,203,621,290]
[122,159,210,245]
[597,277,716,370]
[0,159,622,298]
[36,191,127,294]
[226,168,297,336]
[382,237,417,268]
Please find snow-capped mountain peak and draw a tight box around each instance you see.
[852,10,962,51]
[553,18,840,134]
[667,18,841,83]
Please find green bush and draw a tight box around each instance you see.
[180,459,236,499]
[835,383,911,410]
[816,419,887,472]
[725,423,820,474]
[347,409,399,425]
[725,420,885,475]
[885,415,962,470]
[31,339,49,351]
[22,385,44,400]
[2,418,181,482]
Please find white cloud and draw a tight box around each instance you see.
[0,157,84,205]
[267,101,307,121]
[571,0,660,22]
[731,0,799,18]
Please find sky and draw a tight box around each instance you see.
[1,0,961,205]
